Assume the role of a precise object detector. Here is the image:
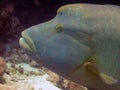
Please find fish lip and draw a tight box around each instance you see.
[19,37,32,53]
[19,31,36,53]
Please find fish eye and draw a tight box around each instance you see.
[56,24,64,33]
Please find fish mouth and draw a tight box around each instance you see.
[19,31,36,53]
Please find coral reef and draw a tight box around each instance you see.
[0,0,23,42]
[0,57,7,76]
[0,57,7,84]
[0,44,6,56]
[47,70,87,90]
[0,74,62,90]
[29,60,39,67]
[0,84,15,90]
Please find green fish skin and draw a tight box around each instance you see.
[19,4,120,90]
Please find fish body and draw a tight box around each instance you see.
[19,4,120,90]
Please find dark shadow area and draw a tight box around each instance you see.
[13,0,120,28]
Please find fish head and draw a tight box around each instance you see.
[19,4,101,88]
[19,4,96,77]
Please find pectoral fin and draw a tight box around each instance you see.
[84,61,117,85]
[99,73,117,84]
[84,61,99,76]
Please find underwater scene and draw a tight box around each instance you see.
[0,0,120,90]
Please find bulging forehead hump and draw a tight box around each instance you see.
[57,4,85,16]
